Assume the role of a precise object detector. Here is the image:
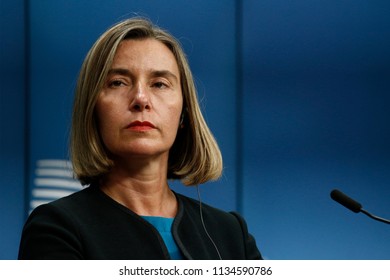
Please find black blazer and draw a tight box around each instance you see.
[18,186,262,260]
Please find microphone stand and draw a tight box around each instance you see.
[360,208,390,225]
[331,189,390,225]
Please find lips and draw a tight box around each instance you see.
[126,121,156,131]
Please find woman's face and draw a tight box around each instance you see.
[95,38,183,162]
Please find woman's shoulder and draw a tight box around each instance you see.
[54,185,97,203]
[174,191,262,260]
[26,186,101,222]
[174,191,242,223]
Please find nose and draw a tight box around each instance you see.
[130,83,151,112]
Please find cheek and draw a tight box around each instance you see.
[164,101,183,129]
[95,101,108,131]
[96,93,124,123]
[165,106,183,140]
[95,99,122,141]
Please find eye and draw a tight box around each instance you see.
[107,79,126,88]
[152,81,170,89]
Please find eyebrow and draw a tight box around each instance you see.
[107,68,179,83]
[151,70,179,83]
[107,68,131,77]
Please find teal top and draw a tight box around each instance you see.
[142,216,184,260]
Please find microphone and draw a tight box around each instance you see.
[330,189,362,213]
[330,189,390,225]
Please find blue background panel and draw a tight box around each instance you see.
[242,0,390,259]
[0,0,27,260]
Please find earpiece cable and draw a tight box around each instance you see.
[196,185,222,260]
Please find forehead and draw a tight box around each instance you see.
[111,38,179,74]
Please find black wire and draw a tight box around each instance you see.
[196,185,223,260]
[360,209,390,225]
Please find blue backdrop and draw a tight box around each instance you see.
[1,0,389,259]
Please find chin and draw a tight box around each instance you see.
[120,147,170,158]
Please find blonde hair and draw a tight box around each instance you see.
[70,17,223,186]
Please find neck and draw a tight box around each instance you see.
[99,157,178,218]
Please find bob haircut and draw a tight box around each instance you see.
[70,17,223,186]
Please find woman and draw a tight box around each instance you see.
[18,17,262,260]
